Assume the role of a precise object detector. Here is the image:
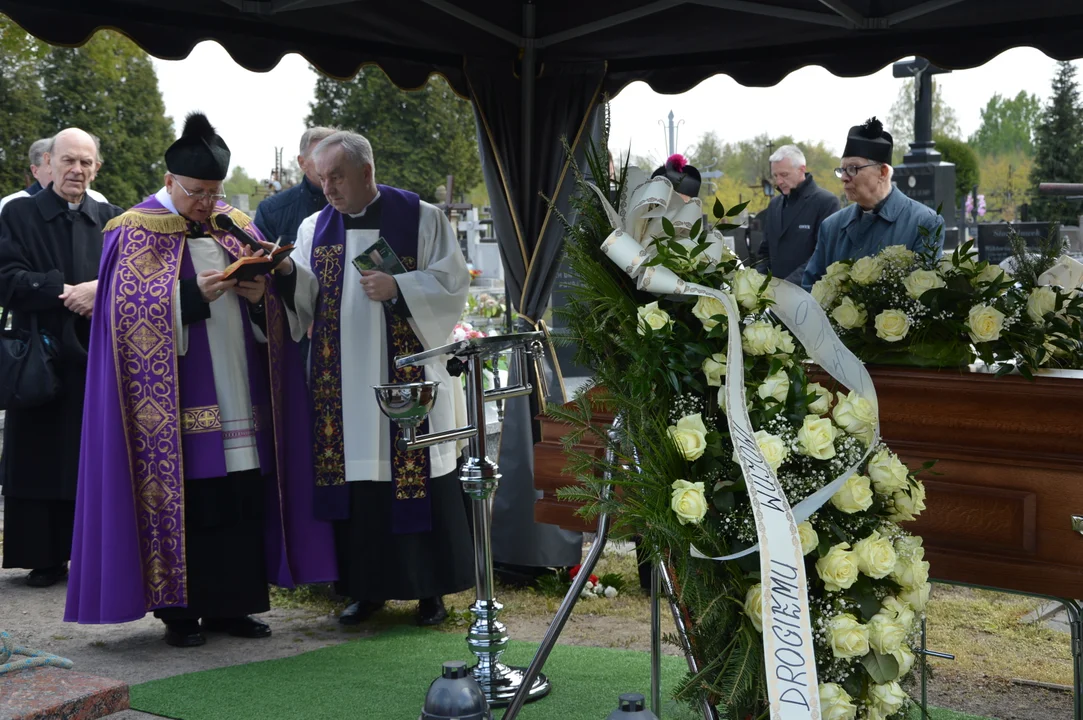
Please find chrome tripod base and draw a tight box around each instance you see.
[471,663,550,707]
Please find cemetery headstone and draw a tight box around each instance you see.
[976,222,1052,264]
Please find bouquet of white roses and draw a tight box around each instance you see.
[552,140,931,720]
[812,231,1083,376]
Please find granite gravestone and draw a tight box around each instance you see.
[976,222,1052,264]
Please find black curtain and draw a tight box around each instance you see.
[467,58,605,567]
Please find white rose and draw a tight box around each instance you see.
[744,583,763,632]
[831,390,876,446]
[867,611,907,654]
[818,683,857,720]
[816,542,860,592]
[825,261,851,281]
[757,369,791,405]
[668,413,709,461]
[973,263,1008,286]
[1027,286,1059,324]
[967,304,1006,343]
[903,269,946,300]
[604,585,618,598]
[733,430,789,472]
[827,613,870,658]
[880,245,917,267]
[637,301,671,335]
[867,682,907,720]
[732,268,773,310]
[798,521,819,556]
[850,255,883,285]
[742,321,780,355]
[830,474,874,514]
[889,480,927,522]
[882,595,917,631]
[807,382,832,415]
[899,581,932,612]
[670,479,708,525]
[852,529,898,579]
[831,295,867,330]
[892,552,931,589]
[868,448,910,495]
[874,309,911,342]
[893,645,917,677]
[797,413,837,460]
[692,294,727,331]
[702,353,727,387]
[811,277,841,307]
[894,534,925,559]
[776,329,796,356]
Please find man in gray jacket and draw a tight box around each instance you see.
[754,144,839,284]
[803,117,944,289]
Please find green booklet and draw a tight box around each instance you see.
[352,237,407,276]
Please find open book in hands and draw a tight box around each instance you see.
[222,243,295,283]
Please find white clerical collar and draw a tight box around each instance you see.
[155,186,180,216]
[347,190,381,218]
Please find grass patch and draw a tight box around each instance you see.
[925,584,1072,686]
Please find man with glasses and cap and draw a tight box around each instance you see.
[802,117,944,289]
[65,112,336,647]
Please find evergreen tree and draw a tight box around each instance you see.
[0,18,47,193]
[307,68,481,202]
[1029,61,1083,226]
[41,31,174,208]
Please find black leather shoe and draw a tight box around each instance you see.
[417,597,448,626]
[26,564,67,588]
[339,600,385,626]
[202,616,272,639]
[164,620,206,648]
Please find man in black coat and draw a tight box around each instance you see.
[754,144,840,284]
[0,128,123,587]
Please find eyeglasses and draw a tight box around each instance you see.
[834,163,882,179]
[170,175,226,202]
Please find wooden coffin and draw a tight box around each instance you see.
[533,367,1083,599]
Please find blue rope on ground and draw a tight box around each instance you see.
[0,629,74,675]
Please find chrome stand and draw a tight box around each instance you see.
[503,417,719,720]
[374,331,550,708]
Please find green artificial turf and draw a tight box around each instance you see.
[130,626,991,719]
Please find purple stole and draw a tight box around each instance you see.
[309,186,432,534]
[110,201,278,607]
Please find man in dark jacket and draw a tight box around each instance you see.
[754,144,839,284]
[253,127,335,247]
[0,127,123,587]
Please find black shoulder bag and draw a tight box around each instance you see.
[0,289,62,410]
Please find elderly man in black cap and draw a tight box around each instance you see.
[802,117,944,289]
[67,112,338,647]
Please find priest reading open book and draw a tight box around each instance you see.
[66,112,336,648]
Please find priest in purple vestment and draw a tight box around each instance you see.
[272,130,473,627]
[65,113,337,648]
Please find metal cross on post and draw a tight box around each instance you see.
[892,56,951,163]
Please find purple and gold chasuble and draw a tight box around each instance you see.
[309,186,432,534]
[66,197,336,624]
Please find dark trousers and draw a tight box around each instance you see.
[1,497,74,570]
[154,469,269,622]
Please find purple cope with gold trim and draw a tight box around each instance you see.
[64,196,337,624]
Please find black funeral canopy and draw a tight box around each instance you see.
[6,0,1083,547]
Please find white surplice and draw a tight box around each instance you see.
[287,196,469,483]
[156,187,265,474]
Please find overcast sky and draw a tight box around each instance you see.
[152,44,1083,180]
